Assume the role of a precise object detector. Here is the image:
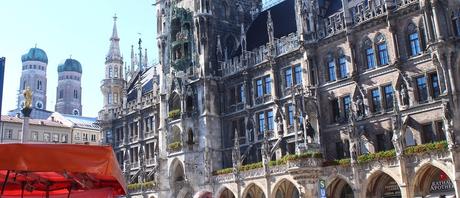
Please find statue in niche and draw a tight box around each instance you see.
[442,101,456,148]
[399,83,409,106]
[391,116,404,157]
[305,118,315,143]
[355,95,365,118]
[350,143,358,163]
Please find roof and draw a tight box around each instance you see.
[127,66,158,102]
[1,115,67,128]
[21,47,48,64]
[8,108,54,120]
[61,114,100,130]
[58,58,82,73]
[0,144,127,196]
[246,0,297,51]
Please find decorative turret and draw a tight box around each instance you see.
[101,15,125,112]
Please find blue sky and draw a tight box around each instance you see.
[0,0,157,117]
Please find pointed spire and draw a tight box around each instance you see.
[138,38,143,72]
[130,45,135,72]
[144,48,148,68]
[107,14,122,61]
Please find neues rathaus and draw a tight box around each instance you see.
[98,0,460,197]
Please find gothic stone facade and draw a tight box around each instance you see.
[99,0,460,197]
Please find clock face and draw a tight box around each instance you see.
[36,101,43,109]
[73,109,80,116]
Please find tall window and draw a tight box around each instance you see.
[364,39,376,69]
[288,104,294,126]
[294,65,302,85]
[109,67,113,78]
[265,76,272,95]
[422,124,435,143]
[108,93,113,104]
[37,80,42,90]
[339,54,348,78]
[59,90,64,99]
[376,34,389,65]
[416,76,428,102]
[258,112,265,132]
[430,73,440,99]
[285,68,293,87]
[255,76,271,98]
[114,68,118,78]
[327,55,336,81]
[331,98,340,122]
[342,95,351,120]
[256,79,263,97]
[452,10,460,36]
[383,85,394,110]
[238,84,245,103]
[336,142,345,159]
[74,90,78,99]
[408,24,421,56]
[371,88,381,113]
[267,110,274,130]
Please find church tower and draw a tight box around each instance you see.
[55,58,82,116]
[101,15,124,111]
[18,47,48,110]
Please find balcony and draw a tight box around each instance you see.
[168,109,181,120]
[127,181,156,194]
[168,141,182,153]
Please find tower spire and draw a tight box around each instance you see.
[107,14,121,61]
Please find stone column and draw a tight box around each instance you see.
[431,0,445,41]
[20,107,32,143]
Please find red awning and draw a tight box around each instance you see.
[0,144,127,197]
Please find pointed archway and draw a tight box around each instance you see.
[413,164,456,197]
[273,179,299,198]
[365,171,401,198]
[218,187,235,198]
[327,177,354,198]
[242,183,265,198]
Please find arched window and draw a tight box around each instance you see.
[114,67,118,78]
[59,90,64,99]
[222,1,229,19]
[452,10,460,36]
[405,128,416,146]
[363,39,376,69]
[108,93,113,104]
[375,34,389,66]
[37,80,42,90]
[187,129,194,145]
[408,23,421,56]
[338,49,348,78]
[109,67,113,78]
[73,90,78,99]
[225,36,236,58]
[326,53,336,81]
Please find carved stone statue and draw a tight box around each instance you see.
[23,87,33,109]
[399,83,409,106]
[442,101,456,148]
[276,115,284,136]
[350,143,358,163]
[392,132,403,157]
[355,96,364,117]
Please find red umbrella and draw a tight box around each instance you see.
[0,144,127,197]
